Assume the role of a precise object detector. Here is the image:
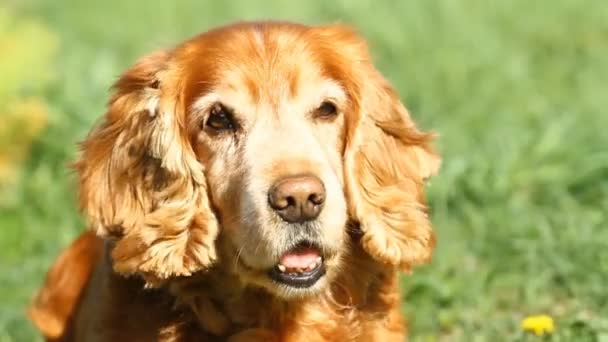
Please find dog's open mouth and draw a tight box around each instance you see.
[268,242,326,288]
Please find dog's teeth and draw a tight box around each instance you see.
[315,256,322,264]
[277,264,286,272]
[307,262,317,271]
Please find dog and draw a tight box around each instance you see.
[28,21,440,341]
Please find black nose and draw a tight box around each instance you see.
[268,175,325,223]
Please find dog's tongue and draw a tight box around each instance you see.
[280,248,320,269]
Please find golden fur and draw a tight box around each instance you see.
[28,21,440,341]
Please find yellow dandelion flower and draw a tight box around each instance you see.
[521,315,555,336]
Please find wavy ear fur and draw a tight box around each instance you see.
[75,50,218,284]
[322,25,441,271]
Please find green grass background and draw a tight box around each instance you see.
[1,0,607,341]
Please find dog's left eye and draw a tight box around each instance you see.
[315,101,338,120]
[206,103,236,132]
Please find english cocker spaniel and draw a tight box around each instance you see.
[28,21,440,341]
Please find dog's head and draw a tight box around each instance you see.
[76,22,440,298]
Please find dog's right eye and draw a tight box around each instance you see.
[205,103,236,132]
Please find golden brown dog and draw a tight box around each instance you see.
[28,21,440,341]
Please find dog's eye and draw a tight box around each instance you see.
[315,101,338,120]
[206,103,236,132]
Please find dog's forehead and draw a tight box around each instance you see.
[180,24,348,115]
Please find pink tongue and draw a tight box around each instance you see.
[280,248,320,269]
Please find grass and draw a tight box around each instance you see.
[1,0,607,340]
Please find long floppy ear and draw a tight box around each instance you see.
[75,50,219,284]
[336,29,441,271]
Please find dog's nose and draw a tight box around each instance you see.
[268,175,325,223]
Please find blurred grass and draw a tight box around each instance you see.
[0,6,56,207]
[1,0,607,341]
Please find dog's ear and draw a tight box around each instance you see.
[318,25,441,271]
[28,231,103,340]
[344,77,440,271]
[75,50,219,284]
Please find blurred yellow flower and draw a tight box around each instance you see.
[521,315,555,336]
[0,6,56,200]
[0,98,49,185]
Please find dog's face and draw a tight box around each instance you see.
[76,22,440,299]
[184,26,349,296]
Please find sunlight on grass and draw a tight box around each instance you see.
[0,7,56,205]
